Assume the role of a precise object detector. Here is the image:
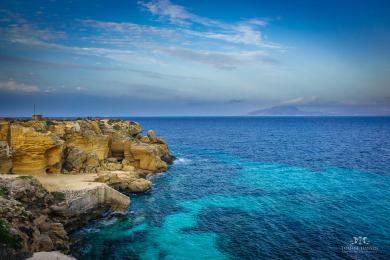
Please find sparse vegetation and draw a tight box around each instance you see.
[0,218,22,249]
[0,187,8,197]
[16,175,33,180]
[113,125,121,131]
[107,119,121,125]
[45,120,56,126]
[51,191,66,202]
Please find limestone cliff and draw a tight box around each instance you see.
[10,125,64,175]
[0,117,175,259]
[0,118,174,176]
[0,119,175,259]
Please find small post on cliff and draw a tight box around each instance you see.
[32,104,43,121]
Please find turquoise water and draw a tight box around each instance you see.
[71,117,390,259]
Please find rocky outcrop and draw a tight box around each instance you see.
[58,181,130,231]
[0,176,69,258]
[10,126,64,175]
[64,120,110,161]
[1,118,173,176]
[95,171,151,193]
[126,142,168,172]
[0,174,130,258]
[0,118,174,258]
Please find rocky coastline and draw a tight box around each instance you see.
[0,117,175,259]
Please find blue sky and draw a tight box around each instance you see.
[0,0,389,116]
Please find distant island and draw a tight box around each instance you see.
[248,105,324,116]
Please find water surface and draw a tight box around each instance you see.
[71,117,390,259]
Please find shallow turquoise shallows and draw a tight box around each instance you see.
[71,117,390,259]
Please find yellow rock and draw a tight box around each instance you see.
[65,121,110,160]
[127,142,168,172]
[0,119,10,142]
[10,125,64,175]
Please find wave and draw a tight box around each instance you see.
[174,157,192,165]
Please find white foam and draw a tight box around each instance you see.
[174,158,192,165]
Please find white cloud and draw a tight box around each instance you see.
[138,0,223,27]
[0,80,40,92]
[280,96,319,105]
[137,0,276,47]
[159,47,270,69]
[0,3,282,70]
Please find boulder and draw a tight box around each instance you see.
[126,142,168,172]
[147,130,157,143]
[128,178,152,193]
[94,171,150,192]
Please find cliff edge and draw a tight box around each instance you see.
[0,117,175,259]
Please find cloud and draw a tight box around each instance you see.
[138,0,223,27]
[0,80,39,92]
[137,0,278,47]
[0,4,282,71]
[280,96,319,105]
[0,55,199,80]
[159,47,273,69]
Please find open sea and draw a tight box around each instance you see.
[70,117,390,259]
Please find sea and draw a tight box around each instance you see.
[70,116,390,259]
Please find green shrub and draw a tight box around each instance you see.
[0,218,22,249]
[0,187,8,197]
[45,120,56,126]
[16,176,33,180]
[51,191,66,202]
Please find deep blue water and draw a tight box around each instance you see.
[71,117,390,259]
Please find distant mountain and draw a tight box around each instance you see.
[248,105,323,116]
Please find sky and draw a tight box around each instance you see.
[0,0,389,116]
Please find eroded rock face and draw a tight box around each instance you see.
[10,126,64,175]
[0,176,69,256]
[0,141,12,174]
[0,119,10,142]
[63,147,100,173]
[2,119,174,175]
[64,121,110,160]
